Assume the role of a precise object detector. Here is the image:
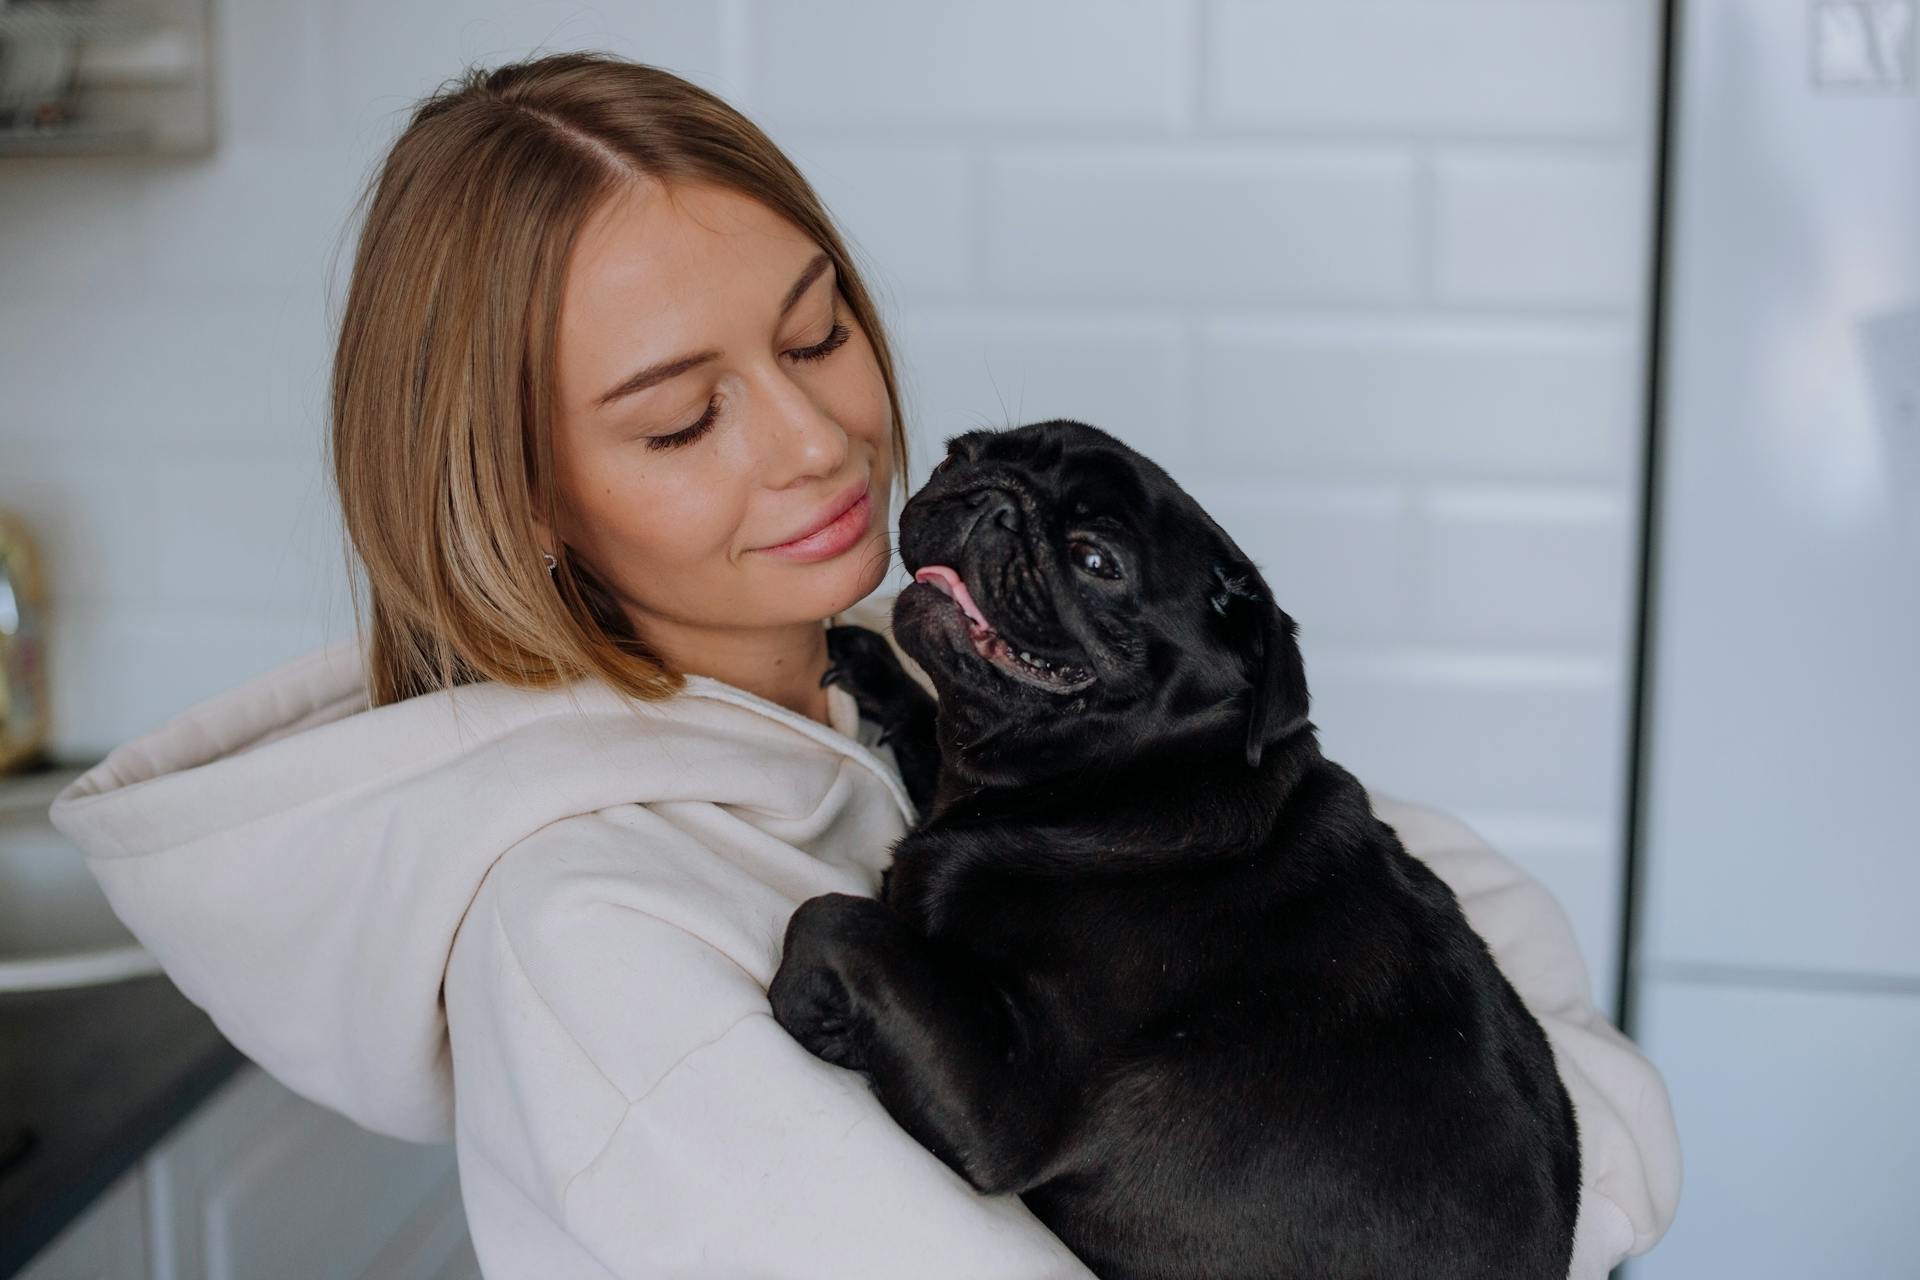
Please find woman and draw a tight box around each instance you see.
[49,53,1678,1279]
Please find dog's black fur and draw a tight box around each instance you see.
[768,421,1579,1280]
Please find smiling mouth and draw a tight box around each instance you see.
[912,565,1093,691]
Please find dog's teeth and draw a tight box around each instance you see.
[1019,651,1031,662]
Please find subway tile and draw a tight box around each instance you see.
[895,310,1186,483]
[987,149,1417,304]
[0,445,348,617]
[133,142,371,292]
[150,452,349,610]
[1208,1,1644,138]
[0,445,167,607]
[752,0,1184,130]
[315,2,733,148]
[1304,648,1624,816]
[218,0,330,147]
[770,141,974,300]
[45,602,350,757]
[0,295,332,448]
[1182,479,1411,639]
[0,160,149,299]
[1434,149,1650,307]
[1197,318,1636,478]
[1420,486,1636,646]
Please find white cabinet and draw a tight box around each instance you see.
[1628,0,1920,1270]
[1630,980,1920,1279]
[1639,0,1920,981]
[17,1065,479,1280]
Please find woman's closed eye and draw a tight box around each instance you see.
[789,318,851,365]
[645,318,854,451]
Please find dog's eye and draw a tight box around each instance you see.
[932,453,956,477]
[1069,540,1120,580]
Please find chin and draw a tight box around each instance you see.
[804,528,893,622]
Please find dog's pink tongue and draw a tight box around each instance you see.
[914,565,991,631]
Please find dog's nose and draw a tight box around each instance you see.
[968,492,1021,531]
[962,490,1023,546]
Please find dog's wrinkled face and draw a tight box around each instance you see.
[892,419,1308,780]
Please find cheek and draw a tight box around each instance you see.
[567,450,746,575]
[641,460,752,560]
[832,329,894,452]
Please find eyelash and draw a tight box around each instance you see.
[645,319,854,452]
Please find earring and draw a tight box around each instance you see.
[542,551,557,576]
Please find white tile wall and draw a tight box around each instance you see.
[0,0,1659,1008]
[1306,651,1625,817]
[753,1,1188,130]
[1184,480,1410,640]
[900,310,1189,459]
[1208,2,1642,138]
[780,143,975,300]
[1434,149,1650,307]
[984,148,1419,304]
[1196,318,1636,477]
[1420,487,1635,646]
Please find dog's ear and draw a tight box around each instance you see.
[1210,563,1310,769]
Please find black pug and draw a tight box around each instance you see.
[768,420,1579,1280]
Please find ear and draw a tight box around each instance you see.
[1210,564,1310,768]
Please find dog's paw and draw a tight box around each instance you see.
[822,625,931,736]
[769,894,886,1071]
[769,954,864,1069]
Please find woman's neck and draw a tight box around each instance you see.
[641,616,833,725]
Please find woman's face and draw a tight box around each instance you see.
[542,179,895,649]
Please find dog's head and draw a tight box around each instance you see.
[892,420,1309,783]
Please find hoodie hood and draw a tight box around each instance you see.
[47,635,912,1143]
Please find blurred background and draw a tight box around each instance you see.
[0,1,1913,1277]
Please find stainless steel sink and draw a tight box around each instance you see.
[0,765,161,993]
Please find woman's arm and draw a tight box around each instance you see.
[444,810,1093,1280]
[1371,793,1683,1279]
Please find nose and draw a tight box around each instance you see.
[964,489,1022,543]
[762,377,849,485]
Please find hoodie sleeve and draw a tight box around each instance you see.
[1371,793,1683,1279]
[444,810,1093,1280]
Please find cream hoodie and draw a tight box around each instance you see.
[48,600,1679,1279]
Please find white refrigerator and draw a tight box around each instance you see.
[1631,0,1920,1274]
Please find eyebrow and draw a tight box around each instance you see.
[593,251,835,408]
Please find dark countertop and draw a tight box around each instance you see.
[0,973,245,1277]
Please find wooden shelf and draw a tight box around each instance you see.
[0,125,151,156]
[0,0,213,158]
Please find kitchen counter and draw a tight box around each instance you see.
[0,973,245,1277]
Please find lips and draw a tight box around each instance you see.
[757,481,872,563]
[775,475,875,545]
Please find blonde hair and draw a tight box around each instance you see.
[329,52,909,708]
